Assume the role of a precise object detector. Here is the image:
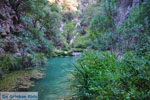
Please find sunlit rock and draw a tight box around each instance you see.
[48,0,79,12]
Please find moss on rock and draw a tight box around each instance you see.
[0,68,45,92]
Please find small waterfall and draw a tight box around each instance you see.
[69,20,81,45]
[60,23,65,32]
[59,17,81,45]
[69,32,79,45]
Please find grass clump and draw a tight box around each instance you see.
[0,54,19,72]
[72,51,150,100]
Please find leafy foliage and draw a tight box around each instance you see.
[62,21,77,45]
[0,54,19,72]
[80,0,150,53]
[80,0,118,51]
[42,5,62,46]
[72,1,150,99]
[62,12,74,23]
[81,6,101,26]
[72,51,150,100]
[0,0,59,75]
[117,1,150,53]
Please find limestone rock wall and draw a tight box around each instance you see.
[0,0,24,55]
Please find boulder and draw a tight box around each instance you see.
[1,32,7,37]
[13,52,21,57]
[0,48,5,54]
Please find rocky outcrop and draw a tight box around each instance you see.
[0,0,24,37]
[0,0,25,55]
[0,69,45,92]
[117,0,147,26]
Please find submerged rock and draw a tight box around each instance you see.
[0,69,46,92]
[31,70,46,80]
[72,52,81,56]
[16,81,34,91]
[1,32,7,37]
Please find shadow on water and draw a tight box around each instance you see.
[29,56,78,100]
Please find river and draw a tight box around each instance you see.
[29,56,77,100]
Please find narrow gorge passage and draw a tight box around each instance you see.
[29,56,77,100]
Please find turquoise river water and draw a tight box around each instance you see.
[29,56,77,100]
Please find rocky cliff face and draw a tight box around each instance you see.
[117,0,146,26]
[0,0,26,56]
[0,0,24,37]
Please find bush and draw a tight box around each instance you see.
[119,52,150,99]
[53,50,73,57]
[73,31,91,49]
[72,48,84,52]
[29,53,48,66]
[62,12,74,22]
[72,51,150,100]
[80,6,101,27]
[50,3,61,13]
[0,52,48,74]
[72,51,121,100]
[43,5,62,45]
[82,0,119,51]
[117,1,150,53]
[0,54,19,72]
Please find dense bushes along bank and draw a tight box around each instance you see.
[71,1,150,99]
[72,51,150,100]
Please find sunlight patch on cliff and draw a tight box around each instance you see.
[48,0,78,12]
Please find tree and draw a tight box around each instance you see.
[63,21,77,45]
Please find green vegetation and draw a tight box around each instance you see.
[0,54,18,72]
[0,0,60,75]
[62,21,77,45]
[71,0,150,100]
[1,0,150,99]
[0,0,62,91]
[72,51,150,99]
[53,50,73,57]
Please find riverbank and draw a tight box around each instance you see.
[0,51,81,92]
[0,68,45,92]
[52,48,83,57]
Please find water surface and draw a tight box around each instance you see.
[30,56,77,100]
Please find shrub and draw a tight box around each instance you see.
[62,12,74,22]
[73,31,91,49]
[72,51,150,100]
[29,53,48,66]
[117,2,150,53]
[82,0,119,51]
[50,3,60,13]
[62,21,77,45]
[72,51,121,100]
[43,5,62,45]
[118,52,150,99]
[0,54,18,72]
